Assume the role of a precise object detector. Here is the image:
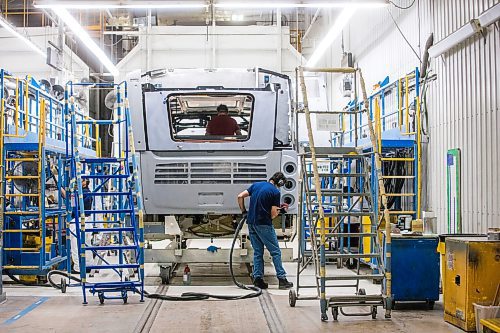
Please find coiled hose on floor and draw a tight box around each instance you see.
[43,216,261,301]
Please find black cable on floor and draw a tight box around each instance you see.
[45,217,261,301]
[47,270,82,289]
[144,216,262,301]
[5,271,52,287]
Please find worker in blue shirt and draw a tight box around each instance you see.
[61,179,94,273]
[237,172,293,290]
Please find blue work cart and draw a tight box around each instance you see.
[384,234,440,309]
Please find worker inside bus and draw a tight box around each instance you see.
[206,104,242,136]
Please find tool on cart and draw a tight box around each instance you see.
[288,66,393,321]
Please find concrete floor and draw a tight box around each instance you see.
[0,262,462,333]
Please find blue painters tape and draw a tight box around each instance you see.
[3,297,49,326]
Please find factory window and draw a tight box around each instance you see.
[167,93,254,142]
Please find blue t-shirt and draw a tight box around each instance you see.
[247,181,280,226]
[71,188,93,218]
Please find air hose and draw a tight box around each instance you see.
[5,271,52,287]
[44,216,261,301]
[143,216,262,301]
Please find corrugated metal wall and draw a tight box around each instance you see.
[428,0,500,233]
[324,0,499,232]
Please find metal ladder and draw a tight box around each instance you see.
[65,82,145,304]
[371,69,422,221]
[1,72,67,277]
[289,66,394,321]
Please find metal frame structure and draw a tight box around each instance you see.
[332,67,422,221]
[331,68,423,270]
[64,81,144,304]
[289,66,394,321]
[0,69,78,280]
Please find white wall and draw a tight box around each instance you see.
[0,26,89,83]
[117,25,303,79]
[308,0,500,233]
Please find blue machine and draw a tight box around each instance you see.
[386,235,440,308]
[0,69,97,282]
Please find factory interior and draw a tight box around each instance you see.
[0,0,499,332]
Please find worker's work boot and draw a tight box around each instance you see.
[278,278,293,290]
[253,277,269,289]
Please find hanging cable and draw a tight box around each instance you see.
[386,8,422,64]
[389,0,417,10]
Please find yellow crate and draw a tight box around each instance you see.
[443,237,500,332]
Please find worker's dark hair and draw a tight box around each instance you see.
[270,171,287,187]
[217,104,229,113]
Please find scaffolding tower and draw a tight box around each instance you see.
[0,69,86,283]
[289,66,394,321]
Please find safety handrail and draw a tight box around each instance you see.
[0,69,100,149]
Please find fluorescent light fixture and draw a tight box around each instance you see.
[428,3,499,57]
[0,15,47,58]
[34,1,207,9]
[428,20,481,58]
[53,8,119,77]
[215,1,388,9]
[231,14,245,21]
[477,2,500,26]
[306,7,355,67]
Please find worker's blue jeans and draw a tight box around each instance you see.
[248,223,287,279]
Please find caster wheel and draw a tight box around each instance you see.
[346,258,357,270]
[357,288,366,304]
[99,294,104,305]
[371,306,377,319]
[332,307,339,321]
[321,313,329,322]
[426,301,435,310]
[289,289,297,307]
[60,279,67,294]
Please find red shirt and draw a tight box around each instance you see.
[206,115,240,135]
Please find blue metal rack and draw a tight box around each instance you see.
[330,68,423,277]
[64,81,144,304]
[332,68,422,223]
[0,69,74,280]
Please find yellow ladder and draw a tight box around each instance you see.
[1,93,46,270]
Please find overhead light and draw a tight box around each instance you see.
[34,1,207,9]
[231,14,245,21]
[53,8,119,77]
[306,7,355,67]
[428,20,481,58]
[0,15,47,58]
[215,1,388,9]
[429,3,500,57]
